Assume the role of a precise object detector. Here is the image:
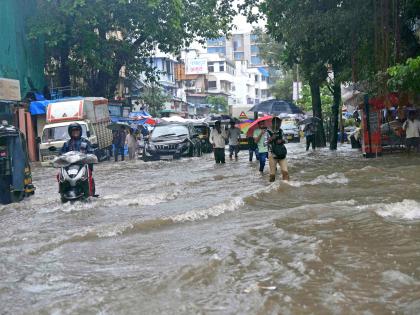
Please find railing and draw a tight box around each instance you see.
[50,86,80,100]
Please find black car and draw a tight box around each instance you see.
[143,123,202,161]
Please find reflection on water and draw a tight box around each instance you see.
[1,144,420,314]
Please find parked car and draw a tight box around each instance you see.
[143,123,202,161]
[282,122,300,142]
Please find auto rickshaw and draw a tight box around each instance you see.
[193,122,212,153]
[0,121,35,204]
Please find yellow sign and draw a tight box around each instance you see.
[239,111,248,119]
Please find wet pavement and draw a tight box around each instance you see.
[1,143,420,314]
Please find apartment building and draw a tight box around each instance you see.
[206,32,271,106]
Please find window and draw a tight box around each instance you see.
[234,52,244,60]
[251,56,262,65]
[262,76,266,81]
[219,62,225,72]
[207,37,226,46]
[208,81,217,89]
[251,45,259,54]
[233,34,244,51]
[208,62,214,72]
[255,88,259,96]
[250,33,260,43]
[255,75,259,82]
[207,47,226,55]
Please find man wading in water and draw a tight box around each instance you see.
[210,120,227,164]
[268,117,289,182]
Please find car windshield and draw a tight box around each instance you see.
[42,125,87,142]
[151,125,189,139]
[282,124,297,130]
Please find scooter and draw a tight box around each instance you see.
[52,151,98,203]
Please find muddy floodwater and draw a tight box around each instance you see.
[1,143,420,315]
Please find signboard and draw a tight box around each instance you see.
[0,78,21,101]
[186,58,208,75]
[362,101,382,158]
[239,111,248,119]
[293,81,302,101]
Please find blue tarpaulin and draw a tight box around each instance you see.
[29,100,54,115]
[258,67,270,78]
[129,110,152,119]
[29,97,82,115]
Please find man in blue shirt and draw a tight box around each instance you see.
[60,123,93,154]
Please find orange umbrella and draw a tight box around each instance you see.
[246,116,273,137]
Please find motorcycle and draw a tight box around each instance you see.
[52,151,98,203]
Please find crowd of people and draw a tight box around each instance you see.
[111,125,149,162]
[209,118,290,182]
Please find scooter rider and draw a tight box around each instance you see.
[61,123,93,154]
[60,123,96,196]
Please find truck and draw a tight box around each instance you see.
[39,97,113,166]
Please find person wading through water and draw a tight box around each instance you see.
[268,117,289,182]
[210,120,227,164]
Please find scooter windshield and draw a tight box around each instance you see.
[52,151,98,168]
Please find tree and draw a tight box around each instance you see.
[206,95,228,114]
[388,56,420,93]
[140,85,171,117]
[297,84,333,119]
[270,73,293,101]
[30,0,236,98]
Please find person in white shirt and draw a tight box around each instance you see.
[403,111,420,153]
[125,128,138,160]
[227,120,241,160]
[209,120,227,163]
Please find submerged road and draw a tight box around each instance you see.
[1,143,420,314]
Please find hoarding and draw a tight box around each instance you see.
[0,78,21,101]
[186,58,208,75]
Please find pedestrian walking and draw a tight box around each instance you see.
[113,125,126,162]
[125,128,137,160]
[253,120,269,173]
[403,111,420,153]
[227,120,241,160]
[268,117,289,182]
[304,122,316,151]
[247,136,259,162]
[210,120,227,164]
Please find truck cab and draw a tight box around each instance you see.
[38,98,112,166]
[39,120,98,166]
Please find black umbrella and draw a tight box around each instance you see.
[249,99,304,115]
[298,117,321,125]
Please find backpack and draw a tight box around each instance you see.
[268,130,287,159]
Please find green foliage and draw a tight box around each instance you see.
[387,56,420,92]
[141,85,171,117]
[206,95,228,114]
[29,0,236,97]
[297,84,333,118]
[344,118,356,127]
[270,73,293,101]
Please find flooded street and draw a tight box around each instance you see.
[1,143,420,314]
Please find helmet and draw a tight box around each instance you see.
[68,123,82,139]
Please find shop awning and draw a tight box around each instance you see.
[258,67,270,78]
